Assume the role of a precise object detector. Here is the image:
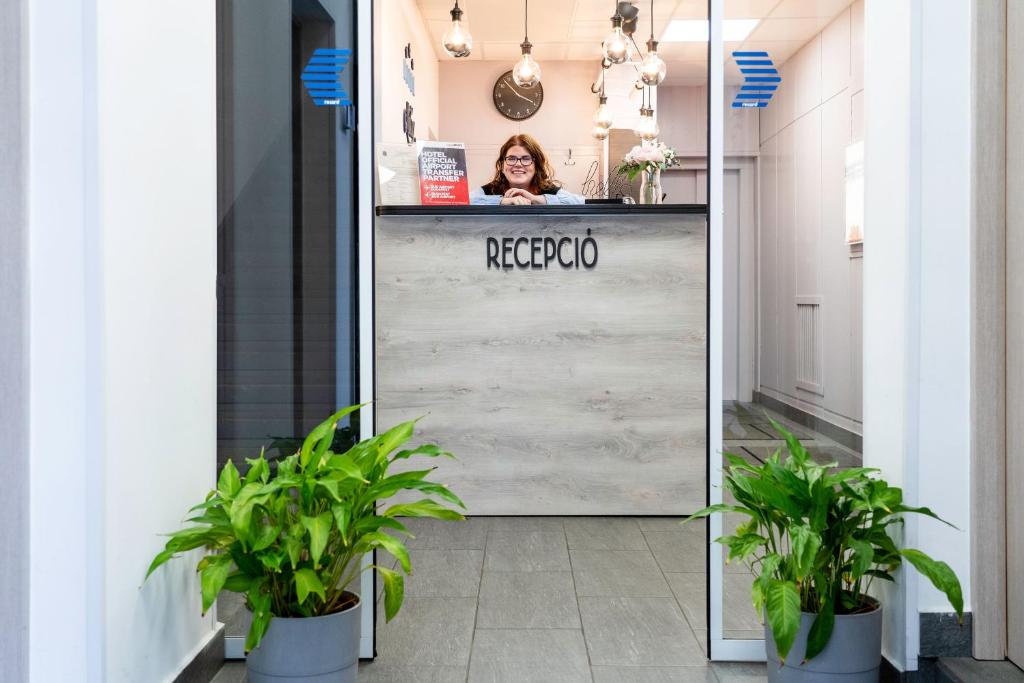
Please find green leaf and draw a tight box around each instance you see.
[245,588,272,653]
[284,525,305,569]
[376,420,418,458]
[848,539,874,581]
[218,460,242,499]
[258,550,287,573]
[326,453,368,482]
[361,531,412,573]
[684,503,754,521]
[332,504,352,544]
[804,597,835,662]
[765,580,801,663]
[901,548,964,618]
[223,572,255,592]
[200,553,234,614]
[244,456,269,484]
[377,566,405,621]
[301,405,364,469]
[789,525,820,578]
[145,547,177,579]
[294,567,327,605]
[383,499,464,521]
[391,443,453,461]
[251,507,281,552]
[301,512,333,568]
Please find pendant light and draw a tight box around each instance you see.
[592,71,613,131]
[512,0,541,88]
[635,87,659,141]
[636,107,659,141]
[442,0,473,58]
[602,4,632,65]
[639,0,666,85]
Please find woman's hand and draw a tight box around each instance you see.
[499,195,532,206]
[503,188,548,205]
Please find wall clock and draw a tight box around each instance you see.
[492,70,544,121]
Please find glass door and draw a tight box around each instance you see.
[216,0,359,659]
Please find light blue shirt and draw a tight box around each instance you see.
[469,187,586,206]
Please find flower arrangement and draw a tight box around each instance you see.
[617,142,679,181]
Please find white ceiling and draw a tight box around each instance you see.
[416,0,854,84]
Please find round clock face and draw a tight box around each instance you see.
[493,70,544,121]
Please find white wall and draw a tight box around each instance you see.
[757,1,864,433]
[28,0,218,680]
[438,60,603,193]
[863,0,973,671]
[375,0,439,145]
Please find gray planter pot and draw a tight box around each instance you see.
[246,593,361,683]
[765,602,882,682]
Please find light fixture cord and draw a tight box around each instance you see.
[524,0,529,41]
[650,0,654,40]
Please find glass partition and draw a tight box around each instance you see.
[372,0,708,206]
[215,0,358,656]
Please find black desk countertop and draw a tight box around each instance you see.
[375,204,708,217]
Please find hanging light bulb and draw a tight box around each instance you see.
[592,125,610,141]
[593,96,613,129]
[442,0,473,57]
[635,106,659,141]
[640,39,667,85]
[602,13,632,64]
[639,0,667,85]
[512,0,541,88]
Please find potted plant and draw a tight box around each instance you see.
[689,421,963,681]
[145,405,465,683]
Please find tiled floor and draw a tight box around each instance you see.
[211,402,860,683]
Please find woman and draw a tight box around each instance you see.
[469,134,585,205]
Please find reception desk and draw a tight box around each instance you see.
[374,205,707,515]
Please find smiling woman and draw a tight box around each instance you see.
[469,134,585,205]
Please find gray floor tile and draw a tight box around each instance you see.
[693,629,708,657]
[485,531,570,571]
[467,629,591,683]
[665,571,705,630]
[405,549,483,597]
[358,662,468,683]
[565,517,648,550]
[635,517,690,532]
[375,597,477,666]
[571,549,673,597]
[645,529,705,573]
[489,516,565,532]
[592,666,716,683]
[723,422,775,441]
[712,662,769,682]
[210,662,246,683]
[745,421,814,441]
[401,517,488,550]
[579,597,706,666]
[476,571,581,629]
[666,572,761,632]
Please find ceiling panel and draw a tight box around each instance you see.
[745,16,819,41]
[770,0,850,18]
[418,0,849,64]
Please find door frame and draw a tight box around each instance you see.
[969,0,1013,662]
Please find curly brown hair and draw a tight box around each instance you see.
[482,134,562,195]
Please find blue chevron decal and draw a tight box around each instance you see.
[731,51,779,108]
[301,48,352,107]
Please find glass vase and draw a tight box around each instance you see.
[639,167,662,205]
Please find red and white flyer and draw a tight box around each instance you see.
[417,141,469,205]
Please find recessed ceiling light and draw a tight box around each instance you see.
[660,19,760,43]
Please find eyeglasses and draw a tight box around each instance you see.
[503,155,534,166]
